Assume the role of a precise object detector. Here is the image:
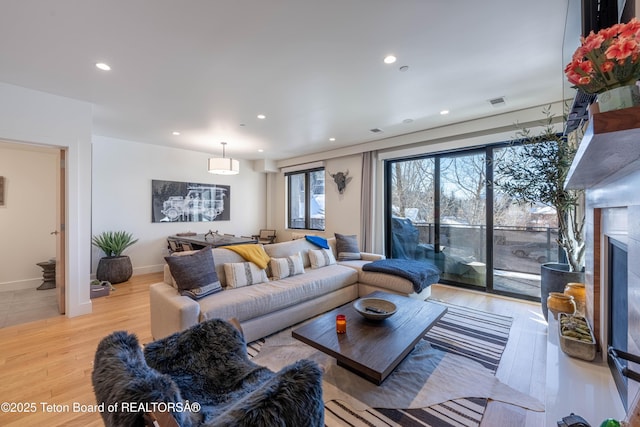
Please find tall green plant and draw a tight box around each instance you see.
[496,106,585,272]
[92,231,138,257]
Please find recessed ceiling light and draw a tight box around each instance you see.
[95,62,111,71]
[402,118,413,124]
[329,137,336,142]
[383,55,397,64]
[257,114,266,119]
[172,131,180,136]
[440,110,450,115]
[399,65,409,72]
[258,149,264,153]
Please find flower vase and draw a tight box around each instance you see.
[597,85,640,112]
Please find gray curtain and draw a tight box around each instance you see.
[360,151,376,252]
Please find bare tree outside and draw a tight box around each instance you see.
[391,158,434,222]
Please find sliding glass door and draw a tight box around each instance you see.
[387,149,487,290]
[438,151,487,288]
[386,144,557,301]
[492,145,557,299]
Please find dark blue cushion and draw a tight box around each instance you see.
[362,258,440,293]
[305,235,329,249]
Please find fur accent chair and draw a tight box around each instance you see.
[92,319,324,427]
[92,331,188,427]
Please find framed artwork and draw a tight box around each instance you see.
[0,176,4,206]
[151,179,230,223]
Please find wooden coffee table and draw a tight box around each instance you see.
[292,291,447,385]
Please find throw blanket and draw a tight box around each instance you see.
[362,258,440,293]
[225,244,271,269]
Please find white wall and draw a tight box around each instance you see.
[0,143,57,290]
[324,155,362,236]
[0,82,93,317]
[91,136,267,275]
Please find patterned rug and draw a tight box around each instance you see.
[248,301,514,427]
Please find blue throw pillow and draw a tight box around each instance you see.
[305,235,329,249]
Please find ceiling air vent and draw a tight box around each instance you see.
[489,97,506,107]
[370,128,384,133]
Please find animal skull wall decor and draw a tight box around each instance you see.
[329,170,352,194]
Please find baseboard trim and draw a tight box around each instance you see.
[0,278,41,291]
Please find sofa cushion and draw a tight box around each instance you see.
[264,239,321,268]
[198,265,358,323]
[270,252,305,280]
[164,248,222,300]
[224,262,269,288]
[308,248,336,269]
[211,248,250,287]
[357,269,416,294]
[335,233,361,261]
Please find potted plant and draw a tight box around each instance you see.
[496,106,585,320]
[92,231,138,284]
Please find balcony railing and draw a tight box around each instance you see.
[395,222,559,299]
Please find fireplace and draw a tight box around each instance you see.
[606,236,632,409]
[562,106,640,423]
[594,199,640,415]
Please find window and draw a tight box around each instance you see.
[287,168,325,230]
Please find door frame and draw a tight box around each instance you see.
[56,148,66,314]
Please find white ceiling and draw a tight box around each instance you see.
[0,0,580,161]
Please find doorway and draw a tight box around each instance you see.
[0,141,66,327]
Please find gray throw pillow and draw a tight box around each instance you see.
[335,233,361,261]
[164,248,222,299]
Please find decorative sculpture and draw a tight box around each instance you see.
[329,170,352,194]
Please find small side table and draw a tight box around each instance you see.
[36,260,56,290]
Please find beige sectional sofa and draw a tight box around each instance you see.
[150,237,431,342]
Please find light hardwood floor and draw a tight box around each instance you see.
[0,273,546,427]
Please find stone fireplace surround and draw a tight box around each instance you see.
[587,183,640,413]
[548,106,640,424]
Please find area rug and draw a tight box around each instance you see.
[248,301,544,427]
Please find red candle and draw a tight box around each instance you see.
[336,314,347,334]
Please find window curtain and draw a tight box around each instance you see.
[360,151,376,252]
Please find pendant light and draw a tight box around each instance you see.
[208,142,239,175]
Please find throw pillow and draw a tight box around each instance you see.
[305,235,329,249]
[224,262,269,288]
[270,252,305,279]
[164,248,222,300]
[335,233,362,261]
[308,248,337,269]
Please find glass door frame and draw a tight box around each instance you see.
[384,144,542,302]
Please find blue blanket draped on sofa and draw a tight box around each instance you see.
[362,258,440,293]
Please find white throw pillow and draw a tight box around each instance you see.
[269,252,305,280]
[223,262,269,288]
[308,248,336,269]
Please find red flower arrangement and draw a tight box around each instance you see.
[565,18,640,94]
